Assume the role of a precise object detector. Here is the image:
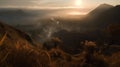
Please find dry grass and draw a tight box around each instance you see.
[0,32,7,46]
[0,37,120,67]
[0,40,51,67]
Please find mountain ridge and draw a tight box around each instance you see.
[88,3,114,16]
[0,21,38,47]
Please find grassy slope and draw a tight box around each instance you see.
[0,21,119,67]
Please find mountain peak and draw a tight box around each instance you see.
[115,5,120,9]
[89,3,113,16]
[98,3,113,8]
[116,5,120,7]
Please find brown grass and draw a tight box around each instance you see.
[0,38,120,67]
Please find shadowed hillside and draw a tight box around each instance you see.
[0,21,51,67]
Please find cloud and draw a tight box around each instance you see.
[0,0,34,7]
[0,0,119,9]
[0,0,72,8]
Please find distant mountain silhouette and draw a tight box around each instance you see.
[82,4,120,28]
[0,9,35,24]
[97,5,120,23]
[0,9,29,17]
[79,4,120,44]
[88,4,113,16]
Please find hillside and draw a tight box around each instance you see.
[0,21,52,67]
[0,20,120,67]
[83,4,120,28]
[0,21,36,46]
[88,4,113,16]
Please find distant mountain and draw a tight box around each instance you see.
[0,9,36,25]
[82,4,120,28]
[97,5,120,23]
[78,4,120,44]
[88,4,113,16]
[0,9,22,14]
[0,9,30,17]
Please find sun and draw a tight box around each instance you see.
[75,0,82,7]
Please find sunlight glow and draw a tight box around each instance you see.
[75,0,82,7]
[68,11,86,15]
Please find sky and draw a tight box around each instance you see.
[0,0,119,9]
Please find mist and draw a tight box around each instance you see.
[0,8,86,43]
